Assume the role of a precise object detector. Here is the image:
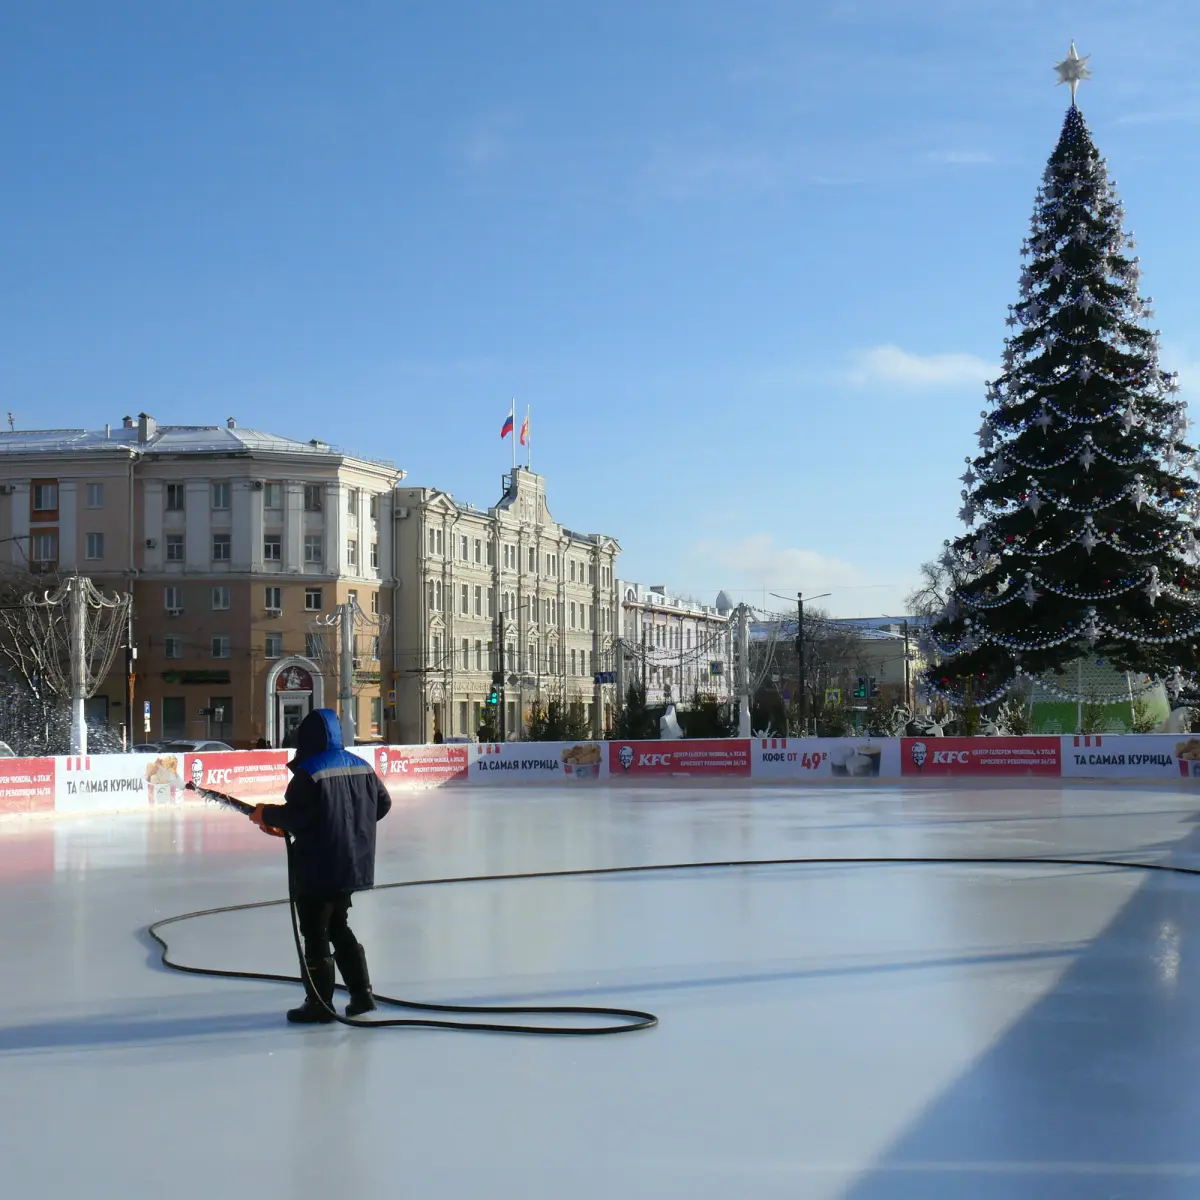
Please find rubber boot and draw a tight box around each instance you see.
[287,956,336,1024]
[335,941,377,1018]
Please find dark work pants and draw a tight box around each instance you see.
[295,892,357,965]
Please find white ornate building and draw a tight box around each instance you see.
[389,468,619,742]
[618,582,733,707]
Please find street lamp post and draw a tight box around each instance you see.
[771,590,831,735]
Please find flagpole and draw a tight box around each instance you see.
[525,405,531,472]
[510,398,517,472]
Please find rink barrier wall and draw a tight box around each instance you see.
[3,735,1200,815]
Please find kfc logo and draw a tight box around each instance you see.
[638,753,672,767]
[934,750,969,764]
[618,745,634,772]
[910,741,927,770]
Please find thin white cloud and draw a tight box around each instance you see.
[459,114,516,170]
[687,534,865,594]
[844,344,993,388]
[639,146,778,200]
[923,150,995,165]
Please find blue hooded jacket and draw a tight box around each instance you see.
[261,709,391,896]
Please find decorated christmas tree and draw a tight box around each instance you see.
[925,47,1200,713]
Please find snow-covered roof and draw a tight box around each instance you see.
[0,424,398,470]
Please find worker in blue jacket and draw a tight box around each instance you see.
[251,708,392,1023]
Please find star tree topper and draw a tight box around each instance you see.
[1055,42,1092,105]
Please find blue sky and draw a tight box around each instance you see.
[3,1,1200,617]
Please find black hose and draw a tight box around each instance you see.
[146,851,1200,1036]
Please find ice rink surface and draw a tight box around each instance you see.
[4,779,1200,1199]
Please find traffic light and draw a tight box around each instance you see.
[488,670,502,706]
[867,676,878,699]
[853,676,867,699]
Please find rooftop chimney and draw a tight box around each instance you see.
[122,415,134,429]
[226,417,236,429]
[137,412,157,443]
[104,424,111,439]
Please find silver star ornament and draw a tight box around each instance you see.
[1055,43,1092,105]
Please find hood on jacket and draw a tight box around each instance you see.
[292,708,344,766]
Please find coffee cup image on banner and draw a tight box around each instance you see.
[562,744,602,778]
[830,743,883,777]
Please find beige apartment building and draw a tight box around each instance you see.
[0,414,402,747]
[390,467,620,742]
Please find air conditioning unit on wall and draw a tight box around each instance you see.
[145,538,157,549]
[251,480,265,491]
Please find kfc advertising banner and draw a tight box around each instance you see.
[609,739,751,778]
[1062,733,1200,779]
[376,744,469,788]
[901,736,1061,777]
[752,737,901,780]
[471,741,607,781]
[55,753,158,812]
[182,750,292,798]
[0,757,55,814]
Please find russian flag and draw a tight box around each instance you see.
[500,411,514,439]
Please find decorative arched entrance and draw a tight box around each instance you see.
[265,657,325,747]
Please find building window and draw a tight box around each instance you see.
[164,635,183,660]
[369,494,379,520]
[475,639,483,670]
[370,696,381,735]
[212,481,230,510]
[370,542,378,570]
[265,632,283,659]
[86,482,104,509]
[487,540,495,567]
[306,632,325,658]
[474,538,482,564]
[431,634,442,669]
[487,587,495,618]
[570,649,577,676]
[165,483,185,511]
[85,532,104,560]
[211,635,231,659]
[347,488,358,514]
[303,484,323,512]
[461,584,470,616]
[474,585,482,616]
[347,539,358,569]
[32,482,58,512]
[462,638,470,671]
[264,534,282,561]
[264,482,283,509]
[370,591,379,615]
[528,547,536,573]
[549,645,557,674]
[30,531,58,569]
[305,588,323,611]
[166,534,184,562]
[162,696,186,739]
[428,528,436,555]
[460,534,469,561]
[265,586,282,611]
[570,602,576,629]
[212,534,231,562]
[570,560,576,583]
[164,585,182,612]
[304,535,323,564]
[211,586,230,610]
